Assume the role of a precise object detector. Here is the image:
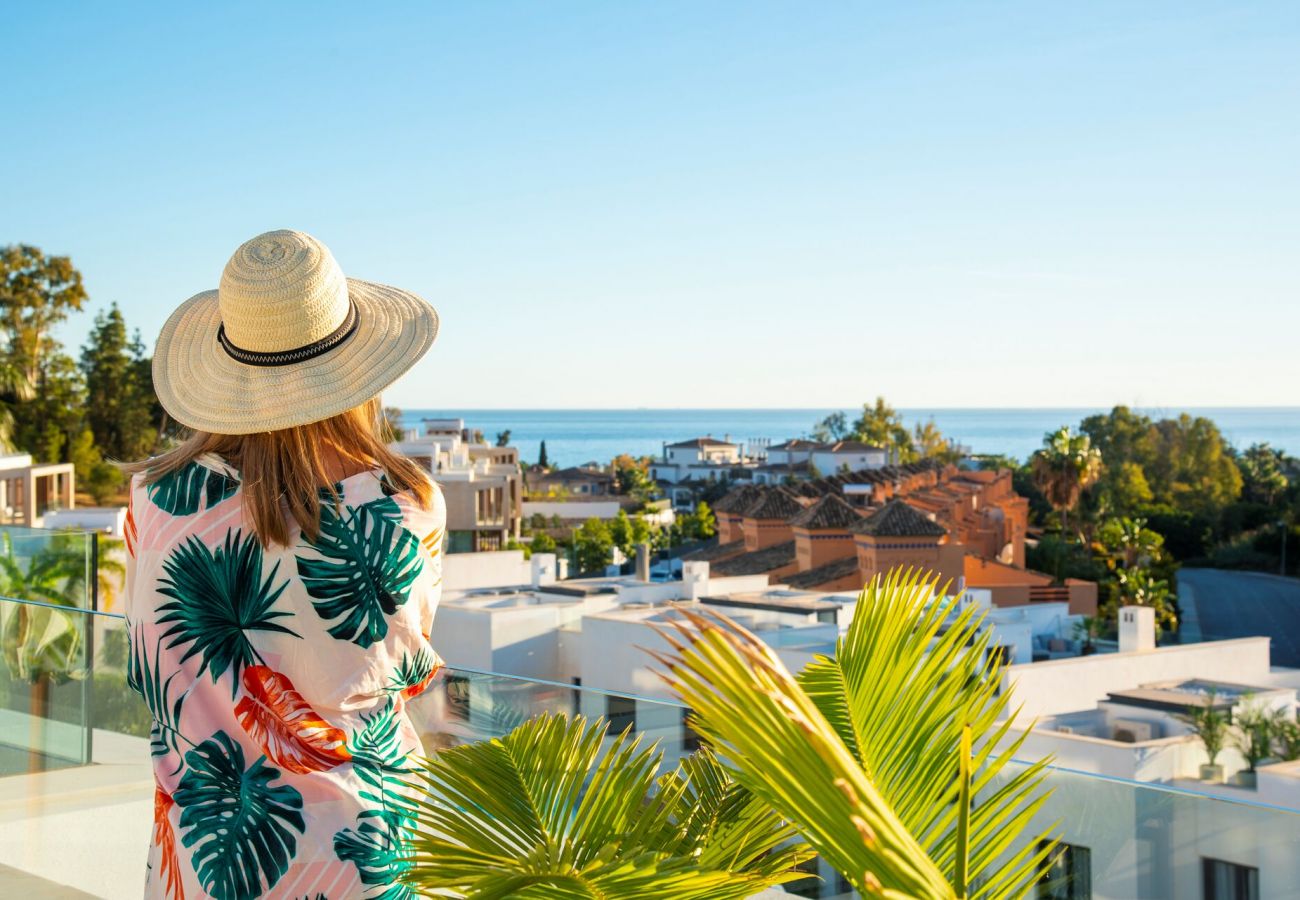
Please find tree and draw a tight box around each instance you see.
[693,501,716,539]
[1239,443,1289,506]
[1149,415,1242,514]
[69,427,123,504]
[0,245,88,391]
[495,429,512,447]
[811,411,848,443]
[572,518,614,573]
[530,531,557,554]
[15,352,88,463]
[81,303,156,461]
[381,407,404,442]
[849,397,915,462]
[611,454,659,504]
[538,439,549,469]
[1031,427,1102,540]
[913,419,961,463]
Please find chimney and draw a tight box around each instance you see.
[531,553,557,588]
[682,561,709,600]
[1118,605,1155,653]
[635,543,651,582]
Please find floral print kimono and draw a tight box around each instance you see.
[124,455,445,900]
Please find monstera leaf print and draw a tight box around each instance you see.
[175,731,305,900]
[148,462,239,516]
[127,625,189,774]
[234,665,352,774]
[152,786,184,900]
[157,531,297,697]
[296,498,422,648]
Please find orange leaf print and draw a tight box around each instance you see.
[421,526,443,558]
[153,785,184,900]
[401,660,443,701]
[124,496,138,559]
[234,666,352,774]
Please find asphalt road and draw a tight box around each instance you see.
[1178,568,1300,667]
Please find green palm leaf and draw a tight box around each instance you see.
[403,712,811,899]
[126,624,189,773]
[797,569,1055,898]
[333,819,416,900]
[174,730,305,900]
[157,530,297,696]
[147,461,239,516]
[296,497,422,648]
[654,569,1058,900]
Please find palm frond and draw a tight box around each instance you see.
[403,712,811,899]
[653,608,956,899]
[147,461,238,516]
[126,624,189,773]
[797,568,1056,896]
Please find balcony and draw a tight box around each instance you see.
[1,530,1298,898]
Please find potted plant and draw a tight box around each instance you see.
[1273,716,1300,762]
[1233,697,1275,788]
[1073,616,1102,655]
[1179,689,1229,783]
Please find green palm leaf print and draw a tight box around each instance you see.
[336,699,417,898]
[333,819,415,900]
[126,624,189,773]
[175,731,305,900]
[296,498,422,648]
[147,462,239,516]
[157,531,297,696]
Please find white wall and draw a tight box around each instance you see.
[443,550,532,590]
[1002,638,1272,718]
[811,449,887,472]
[523,500,622,520]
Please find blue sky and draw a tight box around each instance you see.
[5,2,1297,409]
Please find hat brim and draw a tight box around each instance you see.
[153,279,438,435]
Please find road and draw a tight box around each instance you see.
[1178,568,1300,667]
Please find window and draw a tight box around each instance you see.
[606,695,636,736]
[1038,841,1091,899]
[1203,858,1259,900]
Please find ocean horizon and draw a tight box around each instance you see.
[398,407,1300,468]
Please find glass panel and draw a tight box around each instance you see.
[1,596,1298,900]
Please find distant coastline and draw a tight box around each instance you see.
[398,407,1300,468]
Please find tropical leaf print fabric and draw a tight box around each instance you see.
[126,455,445,899]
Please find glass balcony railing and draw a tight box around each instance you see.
[1,531,1298,898]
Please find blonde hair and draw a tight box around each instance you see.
[128,398,432,547]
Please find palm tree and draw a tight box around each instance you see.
[403,713,812,897]
[656,568,1056,898]
[1031,427,1103,540]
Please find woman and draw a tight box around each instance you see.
[125,230,445,900]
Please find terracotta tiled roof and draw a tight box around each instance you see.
[712,540,797,576]
[713,484,764,514]
[785,555,862,590]
[820,440,888,454]
[851,500,948,537]
[790,494,863,530]
[768,439,825,451]
[743,487,804,521]
[681,539,746,562]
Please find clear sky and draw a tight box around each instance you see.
[4,2,1297,409]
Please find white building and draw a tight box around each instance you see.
[0,453,75,528]
[649,437,752,486]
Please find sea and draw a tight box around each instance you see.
[398,408,1300,468]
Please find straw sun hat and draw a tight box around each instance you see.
[153,229,438,435]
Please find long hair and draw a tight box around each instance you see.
[126,398,432,547]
